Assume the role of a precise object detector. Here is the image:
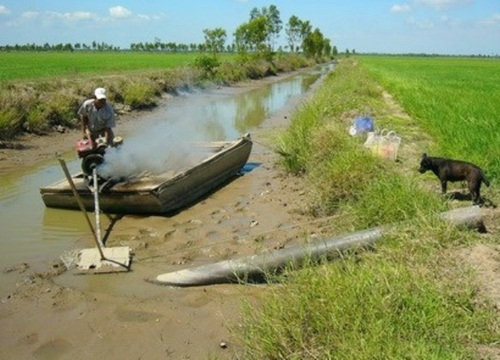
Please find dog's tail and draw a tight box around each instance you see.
[481,171,491,187]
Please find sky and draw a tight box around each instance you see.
[0,0,498,55]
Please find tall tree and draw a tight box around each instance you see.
[265,5,282,51]
[303,28,325,59]
[285,15,302,52]
[203,28,227,56]
[249,4,282,51]
[234,16,269,53]
[300,20,312,44]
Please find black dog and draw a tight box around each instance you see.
[419,153,490,205]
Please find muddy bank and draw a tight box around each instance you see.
[0,72,331,360]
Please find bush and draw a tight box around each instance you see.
[193,54,220,79]
[122,82,157,109]
[26,97,78,134]
[214,61,247,84]
[0,108,23,140]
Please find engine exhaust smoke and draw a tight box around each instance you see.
[97,102,214,180]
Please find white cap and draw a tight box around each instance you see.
[94,87,106,100]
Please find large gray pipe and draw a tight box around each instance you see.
[149,206,485,287]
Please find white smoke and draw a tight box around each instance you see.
[97,100,214,180]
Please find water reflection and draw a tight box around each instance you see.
[0,158,90,279]
[199,73,321,140]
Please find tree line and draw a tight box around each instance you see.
[200,5,336,59]
[0,4,337,59]
[0,41,121,52]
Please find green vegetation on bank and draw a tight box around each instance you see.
[0,52,317,140]
[236,57,499,359]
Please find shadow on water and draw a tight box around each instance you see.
[0,64,333,285]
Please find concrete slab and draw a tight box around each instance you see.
[76,246,131,274]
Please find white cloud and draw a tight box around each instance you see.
[21,11,39,20]
[109,6,132,19]
[439,15,461,27]
[50,11,94,22]
[0,5,11,15]
[6,10,95,27]
[407,17,435,29]
[391,4,412,13]
[5,6,160,28]
[415,0,471,11]
[479,13,500,26]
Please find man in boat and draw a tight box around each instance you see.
[78,87,116,146]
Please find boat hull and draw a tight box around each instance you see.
[40,135,253,215]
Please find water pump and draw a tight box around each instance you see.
[75,136,123,176]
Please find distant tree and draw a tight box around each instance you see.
[300,20,312,49]
[234,15,269,53]
[203,28,227,57]
[195,28,226,78]
[303,28,325,59]
[285,15,302,52]
[250,4,282,51]
[265,5,282,51]
[166,42,177,52]
[323,38,332,57]
[332,45,338,56]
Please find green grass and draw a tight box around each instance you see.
[359,56,500,178]
[239,221,494,360]
[0,51,235,81]
[236,57,500,359]
[276,58,449,223]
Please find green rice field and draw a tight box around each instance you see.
[359,56,500,178]
[0,51,223,81]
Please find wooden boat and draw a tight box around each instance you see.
[40,134,253,215]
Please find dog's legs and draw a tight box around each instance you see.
[440,180,448,194]
[469,180,482,205]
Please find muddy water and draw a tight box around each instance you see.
[0,65,331,288]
